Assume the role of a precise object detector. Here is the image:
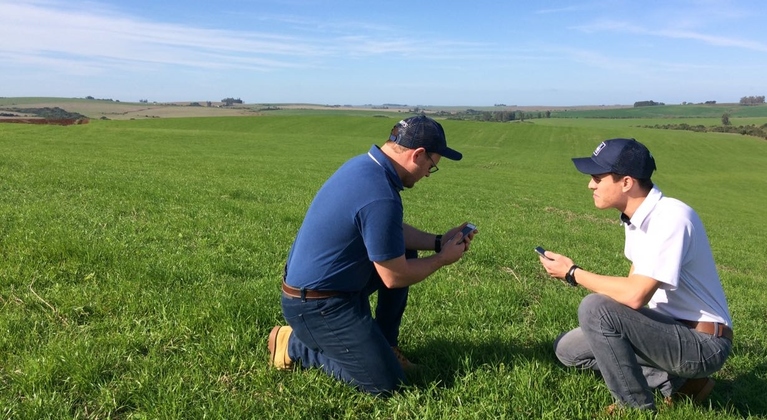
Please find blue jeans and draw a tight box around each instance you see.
[554,294,732,410]
[281,252,414,395]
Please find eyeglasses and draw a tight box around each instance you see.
[426,153,439,174]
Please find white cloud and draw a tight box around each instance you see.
[572,19,767,53]
[0,0,509,76]
[657,29,767,52]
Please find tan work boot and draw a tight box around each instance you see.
[666,377,715,406]
[268,326,293,370]
[391,346,419,371]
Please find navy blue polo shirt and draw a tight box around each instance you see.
[285,145,406,292]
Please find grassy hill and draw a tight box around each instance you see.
[550,103,767,119]
[13,97,767,121]
[1,114,765,418]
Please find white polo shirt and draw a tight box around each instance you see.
[623,187,732,326]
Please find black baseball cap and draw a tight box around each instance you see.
[389,116,462,161]
[572,138,656,179]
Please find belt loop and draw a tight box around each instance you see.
[300,288,307,302]
[713,322,720,337]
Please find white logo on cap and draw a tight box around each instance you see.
[398,120,408,128]
[593,142,607,156]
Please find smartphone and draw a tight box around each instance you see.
[458,223,476,243]
[535,246,554,260]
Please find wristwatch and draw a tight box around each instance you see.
[565,265,580,287]
[434,234,443,253]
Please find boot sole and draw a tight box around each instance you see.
[268,326,281,367]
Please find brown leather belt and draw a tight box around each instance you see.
[282,282,342,299]
[679,320,733,341]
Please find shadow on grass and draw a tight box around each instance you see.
[714,360,767,417]
[404,335,767,418]
[405,334,556,389]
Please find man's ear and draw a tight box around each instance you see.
[621,176,635,192]
[410,147,427,163]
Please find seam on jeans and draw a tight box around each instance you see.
[677,327,730,376]
[597,314,638,406]
[596,312,643,407]
[283,298,324,351]
[318,304,395,393]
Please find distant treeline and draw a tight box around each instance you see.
[636,97,765,107]
[643,122,767,140]
[86,96,119,102]
[221,97,243,106]
[740,96,765,106]
[634,100,665,107]
[441,109,550,122]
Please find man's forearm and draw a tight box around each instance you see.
[374,252,451,288]
[573,268,659,310]
[402,223,439,251]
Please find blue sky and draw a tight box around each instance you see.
[2,0,765,106]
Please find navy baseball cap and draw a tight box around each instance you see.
[572,138,656,179]
[389,116,462,161]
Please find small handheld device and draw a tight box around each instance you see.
[458,223,476,243]
[535,246,553,260]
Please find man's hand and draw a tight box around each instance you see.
[538,250,660,308]
[434,222,477,266]
[441,222,477,251]
[375,222,478,289]
[538,249,574,282]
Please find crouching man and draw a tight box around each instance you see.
[538,138,732,412]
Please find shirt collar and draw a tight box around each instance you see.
[621,186,663,228]
[368,145,403,191]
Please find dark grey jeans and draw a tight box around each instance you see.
[554,293,732,410]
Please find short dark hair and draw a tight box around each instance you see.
[610,173,653,191]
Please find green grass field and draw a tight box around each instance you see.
[549,103,767,119]
[1,113,766,419]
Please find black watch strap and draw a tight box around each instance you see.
[434,235,443,253]
[566,265,580,287]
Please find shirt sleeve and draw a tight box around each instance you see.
[356,198,405,262]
